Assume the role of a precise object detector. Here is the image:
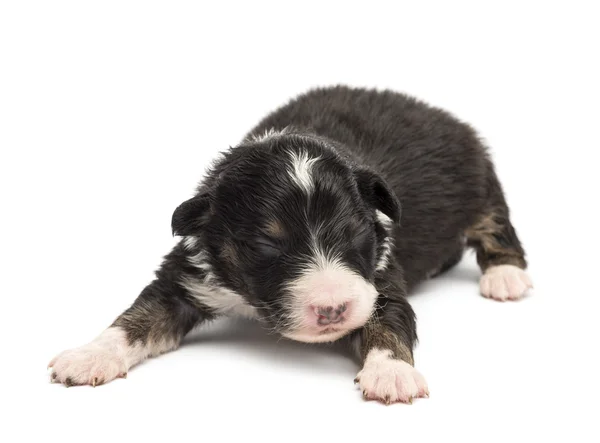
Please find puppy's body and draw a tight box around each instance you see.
[49,86,531,403]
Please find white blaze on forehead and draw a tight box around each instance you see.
[287,150,320,194]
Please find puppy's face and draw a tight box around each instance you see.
[173,134,400,343]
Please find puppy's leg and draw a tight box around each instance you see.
[466,164,532,301]
[49,251,210,387]
[353,287,428,405]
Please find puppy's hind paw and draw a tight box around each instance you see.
[480,265,533,301]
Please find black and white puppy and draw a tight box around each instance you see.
[49,86,532,404]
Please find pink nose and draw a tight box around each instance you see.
[313,303,348,326]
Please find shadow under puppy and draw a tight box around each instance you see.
[49,86,532,404]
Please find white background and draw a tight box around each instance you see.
[1,1,599,442]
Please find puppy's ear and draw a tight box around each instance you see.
[354,169,401,223]
[171,193,211,236]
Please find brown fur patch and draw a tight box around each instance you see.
[465,213,501,251]
[360,320,414,366]
[264,219,285,238]
[466,210,526,271]
[220,241,239,266]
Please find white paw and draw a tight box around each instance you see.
[48,328,129,387]
[480,265,533,301]
[355,349,429,404]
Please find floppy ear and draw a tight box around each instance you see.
[354,169,401,223]
[171,193,211,236]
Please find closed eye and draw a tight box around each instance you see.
[351,227,372,246]
[254,237,282,257]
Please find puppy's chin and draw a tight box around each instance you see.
[282,327,352,344]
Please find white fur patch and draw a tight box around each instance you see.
[48,327,176,386]
[283,245,378,343]
[182,236,198,250]
[181,246,258,318]
[480,265,533,301]
[182,272,258,319]
[287,150,320,194]
[375,210,392,227]
[375,210,394,272]
[187,249,212,272]
[250,127,288,143]
[356,348,429,404]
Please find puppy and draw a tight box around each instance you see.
[49,86,532,404]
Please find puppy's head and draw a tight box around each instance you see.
[172,133,400,343]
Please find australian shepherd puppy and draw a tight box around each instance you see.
[49,86,531,404]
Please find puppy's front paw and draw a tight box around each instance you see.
[48,329,129,387]
[480,265,533,301]
[355,349,429,405]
